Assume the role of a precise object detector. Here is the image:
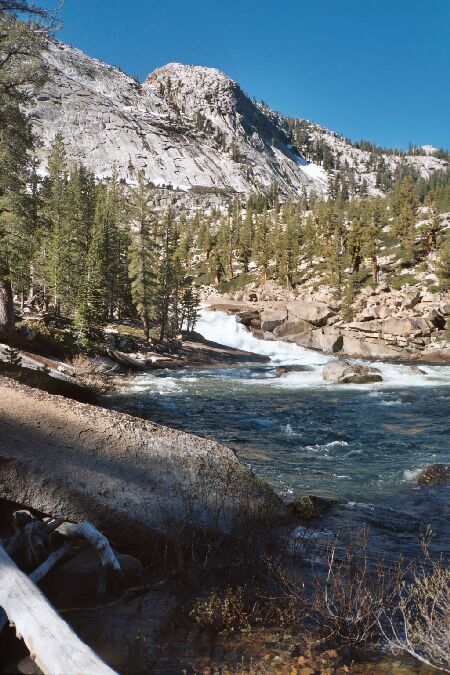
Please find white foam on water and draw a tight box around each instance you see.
[197,308,450,390]
[304,440,349,452]
[403,467,423,482]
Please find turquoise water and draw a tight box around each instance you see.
[110,310,450,559]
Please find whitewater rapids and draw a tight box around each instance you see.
[196,308,450,389]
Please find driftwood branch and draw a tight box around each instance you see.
[0,544,116,674]
[55,521,122,573]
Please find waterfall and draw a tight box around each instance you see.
[197,308,450,388]
[196,308,330,367]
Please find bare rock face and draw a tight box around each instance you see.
[27,39,447,200]
[322,361,382,384]
[29,40,317,197]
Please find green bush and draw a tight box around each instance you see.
[388,273,418,290]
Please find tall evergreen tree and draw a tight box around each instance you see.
[253,208,270,283]
[42,132,68,314]
[238,204,253,272]
[75,194,109,346]
[128,173,156,341]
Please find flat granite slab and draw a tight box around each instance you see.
[0,378,283,546]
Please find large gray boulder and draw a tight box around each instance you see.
[260,308,287,332]
[341,335,402,359]
[322,361,382,384]
[290,328,343,354]
[0,378,284,547]
[381,317,430,336]
[287,301,335,327]
[273,319,312,338]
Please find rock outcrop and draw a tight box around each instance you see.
[206,282,450,362]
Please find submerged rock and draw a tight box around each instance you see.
[289,495,338,521]
[417,464,450,486]
[322,361,383,384]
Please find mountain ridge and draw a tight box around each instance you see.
[28,38,447,199]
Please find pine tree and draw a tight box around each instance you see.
[363,196,385,283]
[238,205,253,272]
[253,208,270,283]
[281,215,300,290]
[217,217,233,280]
[75,196,109,346]
[391,176,418,265]
[154,209,180,340]
[422,198,441,254]
[94,170,130,320]
[346,200,364,274]
[128,173,156,341]
[0,91,35,337]
[436,236,450,291]
[42,132,68,315]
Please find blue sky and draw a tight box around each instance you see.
[42,0,449,150]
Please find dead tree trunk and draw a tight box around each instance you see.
[0,278,15,342]
[0,544,116,674]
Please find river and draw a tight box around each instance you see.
[110,308,450,560]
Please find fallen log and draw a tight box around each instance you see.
[0,544,116,674]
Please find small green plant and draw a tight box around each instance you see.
[190,585,254,635]
[389,273,418,290]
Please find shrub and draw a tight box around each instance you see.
[389,273,418,290]
[382,536,450,673]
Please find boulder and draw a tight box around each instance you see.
[260,308,287,332]
[417,464,450,487]
[0,379,285,547]
[236,310,261,328]
[381,317,430,337]
[341,335,401,359]
[286,301,335,327]
[322,361,382,384]
[403,291,422,310]
[314,329,343,354]
[273,319,312,338]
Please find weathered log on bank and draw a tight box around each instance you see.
[0,378,284,547]
[0,544,116,674]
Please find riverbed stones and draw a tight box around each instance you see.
[322,361,382,384]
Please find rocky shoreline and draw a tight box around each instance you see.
[205,280,450,364]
